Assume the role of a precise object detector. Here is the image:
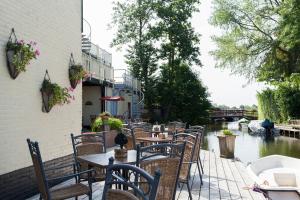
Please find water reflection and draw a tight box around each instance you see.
[203,122,300,163]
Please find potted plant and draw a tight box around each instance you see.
[217,129,237,158]
[69,64,86,89]
[6,29,39,79]
[91,113,124,148]
[40,76,72,112]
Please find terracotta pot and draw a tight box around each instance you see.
[6,50,21,79]
[105,130,118,148]
[217,135,236,158]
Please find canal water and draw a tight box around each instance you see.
[202,122,300,164]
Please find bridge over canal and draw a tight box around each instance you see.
[210,109,258,121]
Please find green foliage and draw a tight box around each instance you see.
[42,80,71,108]
[91,116,123,131]
[157,63,211,124]
[7,40,39,72]
[223,129,233,136]
[108,118,123,131]
[69,65,86,81]
[210,0,300,83]
[91,117,103,132]
[257,86,300,122]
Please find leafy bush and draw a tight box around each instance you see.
[223,129,233,136]
[91,116,123,131]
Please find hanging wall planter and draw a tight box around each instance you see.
[68,53,86,89]
[6,28,39,79]
[41,70,72,113]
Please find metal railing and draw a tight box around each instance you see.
[114,69,141,90]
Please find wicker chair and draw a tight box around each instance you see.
[184,129,204,184]
[136,143,186,200]
[102,157,161,200]
[173,133,199,200]
[71,132,107,183]
[187,125,205,173]
[27,139,93,200]
[132,127,152,147]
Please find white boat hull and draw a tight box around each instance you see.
[247,155,300,193]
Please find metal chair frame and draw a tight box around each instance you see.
[173,133,199,200]
[27,139,93,200]
[102,157,161,200]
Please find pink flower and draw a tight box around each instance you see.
[34,49,40,56]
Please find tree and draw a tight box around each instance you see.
[152,0,202,119]
[111,0,158,111]
[210,0,300,84]
[157,63,211,124]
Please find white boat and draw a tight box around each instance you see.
[248,120,265,135]
[247,155,300,194]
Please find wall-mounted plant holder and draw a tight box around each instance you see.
[69,53,84,89]
[5,28,39,79]
[41,70,54,113]
[6,29,20,79]
[40,70,71,113]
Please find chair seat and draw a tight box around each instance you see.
[106,189,139,200]
[50,183,90,200]
[80,168,106,181]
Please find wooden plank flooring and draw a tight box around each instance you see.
[27,150,265,200]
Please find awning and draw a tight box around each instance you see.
[100,96,125,101]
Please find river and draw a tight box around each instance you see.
[202,122,300,164]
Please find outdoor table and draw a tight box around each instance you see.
[77,150,137,190]
[77,150,137,168]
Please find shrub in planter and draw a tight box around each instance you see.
[217,129,236,158]
[41,75,72,113]
[91,114,123,132]
[6,29,39,79]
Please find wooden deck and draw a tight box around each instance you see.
[27,150,266,200]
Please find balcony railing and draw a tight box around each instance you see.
[114,69,141,90]
[82,53,114,83]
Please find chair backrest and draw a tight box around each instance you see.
[173,133,199,181]
[102,157,161,200]
[184,130,203,162]
[136,143,186,200]
[71,132,107,155]
[122,128,136,150]
[27,139,50,200]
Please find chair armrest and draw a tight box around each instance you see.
[47,169,95,182]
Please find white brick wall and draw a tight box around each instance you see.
[0,0,82,174]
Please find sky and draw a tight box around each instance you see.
[83,0,265,107]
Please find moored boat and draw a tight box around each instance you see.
[247,155,300,194]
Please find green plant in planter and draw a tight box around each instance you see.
[6,40,39,72]
[223,129,234,136]
[42,79,72,108]
[91,116,123,131]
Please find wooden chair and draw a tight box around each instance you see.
[102,157,161,200]
[173,133,199,200]
[27,139,93,200]
[136,143,186,200]
[71,132,107,183]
